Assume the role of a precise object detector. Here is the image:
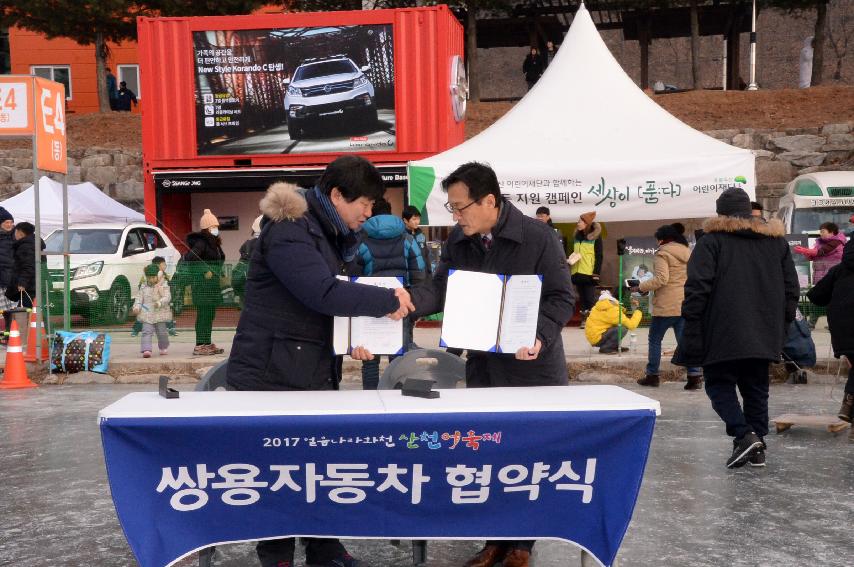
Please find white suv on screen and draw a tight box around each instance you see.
[44,223,180,324]
[284,56,378,139]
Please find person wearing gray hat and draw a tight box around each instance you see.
[0,206,15,341]
[714,186,752,218]
[674,186,799,469]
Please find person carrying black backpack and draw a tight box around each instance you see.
[353,198,426,389]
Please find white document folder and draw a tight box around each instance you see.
[333,276,404,355]
[440,269,542,353]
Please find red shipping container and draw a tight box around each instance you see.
[137,6,465,250]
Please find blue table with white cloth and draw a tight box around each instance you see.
[99,385,660,567]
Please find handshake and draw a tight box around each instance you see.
[386,287,416,321]
[351,288,417,362]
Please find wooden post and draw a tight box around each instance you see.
[690,0,701,89]
[639,14,649,90]
[726,23,740,90]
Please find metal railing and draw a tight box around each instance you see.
[33,260,248,336]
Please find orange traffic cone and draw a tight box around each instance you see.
[24,299,49,363]
[0,319,38,389]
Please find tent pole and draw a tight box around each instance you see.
[62,174,70,330]
[747,0,759,90]
[617,254,623,358]
[31,78,44,364]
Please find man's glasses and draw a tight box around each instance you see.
[444,198,481,214]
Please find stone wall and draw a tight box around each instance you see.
[704,122,854,210]
[0,122,851,215]
[0,147,144,211]
[478,3,854,99]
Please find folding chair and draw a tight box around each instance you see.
[378,348,465,564]
[195,360,229,392]
[195,361,230,566]
[378,347,466,391]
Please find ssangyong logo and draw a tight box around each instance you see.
[161,179,202,188]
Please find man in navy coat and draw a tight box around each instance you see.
[227,156,413,567]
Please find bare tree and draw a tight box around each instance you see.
[826,0,854,80]
[690,0,701,88]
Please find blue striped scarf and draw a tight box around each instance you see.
[313,186,360,262]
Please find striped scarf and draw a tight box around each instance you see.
[313,186,360,262]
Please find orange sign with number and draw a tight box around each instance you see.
[0,76,34,136]
[34,77,67,174]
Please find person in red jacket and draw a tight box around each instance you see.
[794,222,847,283]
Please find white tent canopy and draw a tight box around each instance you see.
[0,176,144,235]
[408,4,755,225]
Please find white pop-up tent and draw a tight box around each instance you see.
[408,4,755,225]
[0,176,144,235]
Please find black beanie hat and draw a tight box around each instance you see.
[0,207,13,224]
[654,224,681,242]
[716,187,752,218]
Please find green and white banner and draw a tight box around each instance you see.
[408,155,754,226]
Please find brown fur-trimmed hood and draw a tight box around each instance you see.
[703,216,786,238]
[576,221,602,241]
[259,182,308,222]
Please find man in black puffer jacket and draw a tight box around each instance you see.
[675,187,799,470]
[227,156,413,567]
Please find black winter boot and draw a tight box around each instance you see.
[838,393,854,423]
[684,375,704,390]
[637,374,659,387]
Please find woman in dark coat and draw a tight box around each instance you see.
[233,215,263,307]
[4,222,45,308]
[522,47,545,90]
[0,207,16,341]
[807,238,854,422]
[184,209,225,355]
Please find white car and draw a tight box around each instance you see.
[284,56,377,139]
[777,171,854,235]
[43,223,181,324]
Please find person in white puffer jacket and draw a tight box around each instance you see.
[133,263,172,357]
